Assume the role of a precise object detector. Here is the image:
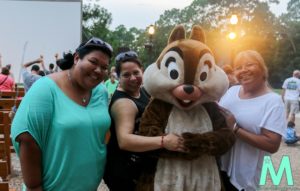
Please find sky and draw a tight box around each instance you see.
[0,0,81,82]
[98,0,289,29]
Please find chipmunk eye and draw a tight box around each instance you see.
[165,57,179,80]
[200,62,210,81]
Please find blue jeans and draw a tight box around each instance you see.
[285,137,299,144]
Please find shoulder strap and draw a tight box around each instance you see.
[0,75,8,86]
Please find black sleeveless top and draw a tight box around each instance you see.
[104,88,151,190]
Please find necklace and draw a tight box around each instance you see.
[67,69,88,104]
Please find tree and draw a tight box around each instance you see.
[82,2,112,41]
[286,0,300,21]
[80,0,299,88]
[269,0,300,87]
[107,25,145,64]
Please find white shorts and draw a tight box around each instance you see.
[285,99,299,114]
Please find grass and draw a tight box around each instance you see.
[273,88,281,95]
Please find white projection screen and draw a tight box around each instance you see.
[0,0,82,82]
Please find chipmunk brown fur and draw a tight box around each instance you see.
[137,25,236,191]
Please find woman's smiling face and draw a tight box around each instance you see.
[119,61,143,94]
[74,50,110,90]
[234,60,265,86]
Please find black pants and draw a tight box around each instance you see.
[103,171,136,191]
[220,171,241,191]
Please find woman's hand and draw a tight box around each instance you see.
[163,134,186,152]
[219,106,236,129]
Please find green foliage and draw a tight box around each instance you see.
[268,0,300,88]
[82,3,112,41]
[287,0,300,21]
[82,0,300,88]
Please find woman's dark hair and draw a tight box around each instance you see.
[56,52,74,70]
[115,51,142,77]
[1,67,9,75]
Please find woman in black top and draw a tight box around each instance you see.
[104,51,185,191]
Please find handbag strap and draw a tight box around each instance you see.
[0,75,8,86]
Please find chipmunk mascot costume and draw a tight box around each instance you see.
[137,25,236,191]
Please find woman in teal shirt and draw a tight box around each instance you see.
[11,37,113,191]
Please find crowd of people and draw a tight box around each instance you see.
[0,53,59,92]
[0,35,295,190]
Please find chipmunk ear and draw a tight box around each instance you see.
[168,25,186,44]
[189,25,205,43]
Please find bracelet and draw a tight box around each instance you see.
[161,135,165,148]
[233,122,240,133]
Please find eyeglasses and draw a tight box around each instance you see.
[77,37,113,57]
[234,62,258,71]
[115,51,138,63]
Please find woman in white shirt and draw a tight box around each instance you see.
[219,50,286,191]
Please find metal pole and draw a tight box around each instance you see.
[18,41,28,83]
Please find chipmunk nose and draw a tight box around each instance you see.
[183,85,194,94]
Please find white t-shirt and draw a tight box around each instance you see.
[282,77,300,100]
[219,85,286,191]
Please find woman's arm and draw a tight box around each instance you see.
[16,132,43,191]
[220,106,282,153]
[11,78,54,191]
[112,98,184,152]
[235,126,281,153]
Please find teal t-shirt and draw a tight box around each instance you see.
[11,77,111,191]
[104,79,118,97]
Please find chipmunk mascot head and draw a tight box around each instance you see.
[137,25,236,191]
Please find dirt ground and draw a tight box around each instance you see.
[10,117,300,191]
[257,115,300,191]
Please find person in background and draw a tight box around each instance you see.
[284,121,299,145]
[222,64,238,87]
[38,70,46,76]
[281,70,300,123]
[11,37,113,191]
[48,63,55,73]
[110,66,118,80]
[219,50,286,191]
[105,72,119,99]
[22,57,43,92]
[40,55,53,76]
[0,66,15,91]
[0,54,15,80]
[104,50,185,191]
[41,54,60,75]
[5,64,15,81]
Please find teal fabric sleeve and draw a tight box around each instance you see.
[11,77,53,154]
